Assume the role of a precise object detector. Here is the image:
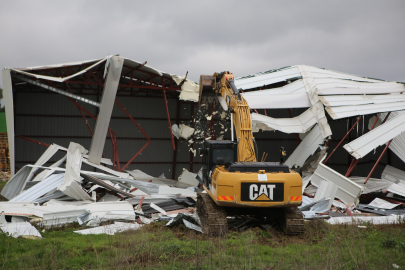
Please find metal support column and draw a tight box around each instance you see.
[172,100,180,179]
[2,69,15,175]
[324,116,361,164]
[88,56,124,164]
[161,78,176,150]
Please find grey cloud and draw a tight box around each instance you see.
[0,0,404,86]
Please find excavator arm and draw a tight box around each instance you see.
[200,71,257,162]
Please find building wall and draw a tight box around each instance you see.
[13,90,404,179]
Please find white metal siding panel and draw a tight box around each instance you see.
[311,163,363,205]
[10,174,64,202]
[251,108,316,134]
[325,102,405,120]
[343,112,405,159]
[381,165,405,183]
[284,124,323,167]
[243,93,310,109]
[234,67,301,90]
[319,94,405,107]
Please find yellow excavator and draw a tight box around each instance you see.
[196,71,304,236]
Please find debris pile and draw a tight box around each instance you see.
[299,159,405,224]
[0,142,201,238]
[234,65,405,226]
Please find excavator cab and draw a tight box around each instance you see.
[201,140,237,188]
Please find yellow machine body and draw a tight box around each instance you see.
[205,167,302,208]
[199,71,302,209]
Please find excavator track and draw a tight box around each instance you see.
[282,207,305,235]
[197,193,228,237]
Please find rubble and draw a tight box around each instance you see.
[1,61,405,239]
[0,142,199,238]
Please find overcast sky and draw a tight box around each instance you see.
[1,0,404,87]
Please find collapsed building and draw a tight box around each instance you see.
[1,57,405,237]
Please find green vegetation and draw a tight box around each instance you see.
[0,219,404,269]
[0,86,5,129]
[0,180,7,201]
[0,112,6,132]
[1,182,404,269]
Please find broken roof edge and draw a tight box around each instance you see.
[9,57,107,83]
[236,64,399,84]
[7,55,183,84]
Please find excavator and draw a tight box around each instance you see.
[196,71,304,236]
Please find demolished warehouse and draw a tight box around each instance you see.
[1,60,405,238]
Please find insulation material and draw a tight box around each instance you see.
[343,112,405,159]
[171,75,200,102]
[284,124,323,168]
[0,212,42,238]
[251,108,316,134]
[74,221,142,235]
[311,163,363,206]
[368,198,400,209]
[172,124,195,139]
[57,142,92,201]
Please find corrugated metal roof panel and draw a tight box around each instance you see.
[344,111,405,159]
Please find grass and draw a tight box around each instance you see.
[0,180,7,201]
[1,183,404,269]
[0,219,404,270]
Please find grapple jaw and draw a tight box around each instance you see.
[198,75,218,107]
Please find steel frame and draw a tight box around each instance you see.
[12,61,180,175]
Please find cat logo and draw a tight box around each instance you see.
[249,184,275,200]
[241,183,284,202]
